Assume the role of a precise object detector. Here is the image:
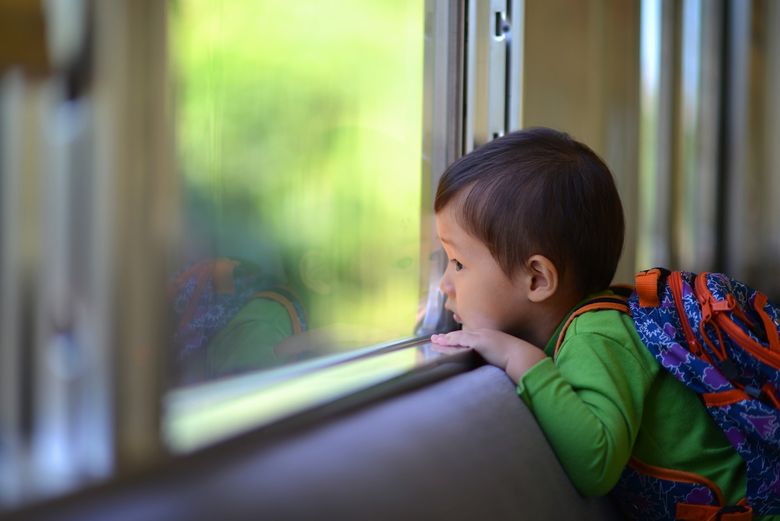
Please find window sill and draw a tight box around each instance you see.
[164,337,478,452]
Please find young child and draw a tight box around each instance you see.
[430,128,775,520]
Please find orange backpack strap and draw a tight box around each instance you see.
[625,458,753,521]
[554,295,630,357]
[254,290,306,334]
[676,502,752,521]
[635,268,668,308]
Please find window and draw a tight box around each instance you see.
[168,0,426,387]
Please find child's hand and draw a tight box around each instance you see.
[430,329,547,384]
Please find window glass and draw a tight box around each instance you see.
[169,0,424,386]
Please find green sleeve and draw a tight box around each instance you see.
[207,297,294,375]
[517,328,655,497]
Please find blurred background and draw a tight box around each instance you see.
[1,0,779,512]
[168,0,424,383]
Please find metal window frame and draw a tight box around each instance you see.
[417,0,466,336]
[417,0,524,335]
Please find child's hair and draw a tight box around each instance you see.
[434,127,624,297]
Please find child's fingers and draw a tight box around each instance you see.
[430,330,481,348]
[430,332,460,346]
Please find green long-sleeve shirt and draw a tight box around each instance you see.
[517,300,779,520]
[206,298,294,376]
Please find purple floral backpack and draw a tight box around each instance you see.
[169,258,307,365]
[557,268,780,520]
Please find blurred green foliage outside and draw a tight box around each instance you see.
[171,1,424,349]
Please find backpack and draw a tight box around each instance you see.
[169,258,307,371]
[556,268,780,520]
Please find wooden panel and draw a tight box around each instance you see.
[522,0,641,284]
[0,0,49,75]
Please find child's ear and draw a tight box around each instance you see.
[524,254,558,303]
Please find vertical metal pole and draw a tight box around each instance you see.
[689,0,723,272]
[417,0,465,336]
[0,71,26,505]
[638,0,678,270]
[91,0,173,472]
[506,0,524,131]
[765,0,780,299]
[722,0,751,278]
[464,0,510,152]
[1,74,49,504]
[661,0,682,268]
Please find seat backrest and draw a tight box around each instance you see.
[10,365,624,521]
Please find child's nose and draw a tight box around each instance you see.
[439,270,454,298]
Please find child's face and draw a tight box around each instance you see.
[436,206,532,336]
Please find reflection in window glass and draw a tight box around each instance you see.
[169,1,424,385]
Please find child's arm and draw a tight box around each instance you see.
[430,329,546,384]
[433,324,653,497]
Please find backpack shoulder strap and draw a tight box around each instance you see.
[253,287,307,334]
[554,294,631,357]
[634,267,670,307]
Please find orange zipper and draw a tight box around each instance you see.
[671,272,704,359]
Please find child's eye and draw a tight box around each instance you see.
[451,259,464,271]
